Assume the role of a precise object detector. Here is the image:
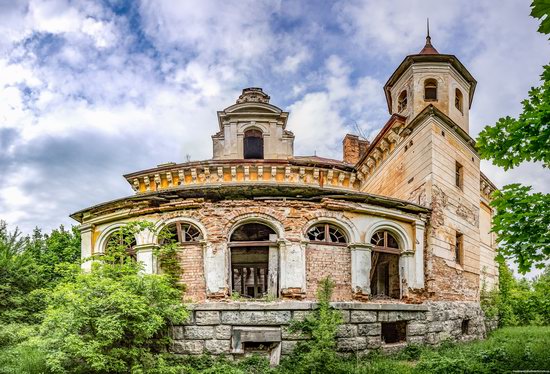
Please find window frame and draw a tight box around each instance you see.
[306,223,348,246]
[243,129,264,159]
[455,161,464,190]
[424,79,438,101]
[397,90,408,113]
[455,88,464,114]
[370,230,400,255]
[455,232,464,265]
[159,222,203,246]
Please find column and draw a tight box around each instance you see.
[278,239,306,296]
[80,223,94,272]
[412,220,425,289]
[204,242,228,297]
[135,244,158,274]
[350,243,372,297]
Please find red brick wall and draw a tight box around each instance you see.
[178,244,206,302]
[306,244,352,301]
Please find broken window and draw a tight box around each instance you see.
[455,88,464,113]
[230,223,276,298]
[307,223,347,244]
[455,161,463,189]
[455,232,463,265]
[397,90,407,112]
[159,222,203,245]
[105,230,137,261]
[370,231,400,299]
[381,321,407,344]
[424,79,437,100]
[243,129,264,159]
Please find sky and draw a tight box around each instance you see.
[0,0,549,242]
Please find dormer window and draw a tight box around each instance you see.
[424,79,437,101]
[397,90,407,112]
[455,88,463,114]
[243,129,264,159]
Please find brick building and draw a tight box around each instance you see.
[71,34,499,361]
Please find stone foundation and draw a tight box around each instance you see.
[172,301,487,360]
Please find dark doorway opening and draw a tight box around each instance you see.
[381,321,407,344]
[231,247,269,298]
[461,319,470,335]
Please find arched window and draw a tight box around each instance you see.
[230,223,276,298]
[243,129,264,159]
[371,230,400,253]
[397,90,407,112]
[455,88,463,114]
[105,230,137,261]
[424,79,437,101]
[370,230,400,299]
[159,222,203,245]
[307,223,347,244]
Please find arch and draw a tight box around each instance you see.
[424,78,438,100]
[96,223,133,254]
[226,213,285,241]
[397,90,407,112]
[455,88,464,114]
[231,222,276,242]
[152,216,208,244]
[365,220,412,253]
[302,216,359,244]
[244,128,264,159]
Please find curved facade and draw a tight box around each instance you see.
[72,37,498,359]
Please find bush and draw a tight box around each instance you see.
[38,260,188,373]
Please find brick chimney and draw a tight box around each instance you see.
[342,134,370,164]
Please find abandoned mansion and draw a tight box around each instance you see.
[71,34,499,358]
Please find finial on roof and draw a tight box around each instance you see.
[236,87,270,104]
[419,18,439,55]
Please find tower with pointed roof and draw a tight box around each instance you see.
[383,24,476,133]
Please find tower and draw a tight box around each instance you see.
[383,23,477,133]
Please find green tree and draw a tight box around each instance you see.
[476,0,550,273]
[0,221,45,323]
[38,222,188,373]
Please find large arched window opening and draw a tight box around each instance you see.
[159,222,203,245]
[455,88,464,114]
[306,223,348,245]
[370,230,400,299]
[243,129,264,159]
[105,230,137,261]
[424,79,438,101]
[397,90,407,113]
[229,223,276,298]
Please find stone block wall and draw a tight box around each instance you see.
[171,301,488,359]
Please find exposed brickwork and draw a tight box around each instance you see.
[179,245,206,302]
[306,244,352,301]
[343,134,369,164]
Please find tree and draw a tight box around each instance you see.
[38,222,188,373]
[476,0,550,273]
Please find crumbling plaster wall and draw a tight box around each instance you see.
[85,198,422,302]
[360,116,484,301]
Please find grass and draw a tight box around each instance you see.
[0,326,548,373]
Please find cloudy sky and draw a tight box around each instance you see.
[1,0,549,237]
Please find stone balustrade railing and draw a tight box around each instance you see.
[125,160,359,194]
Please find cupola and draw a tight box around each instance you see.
[383,23,477,133]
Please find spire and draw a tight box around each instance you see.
[419,18,439,55]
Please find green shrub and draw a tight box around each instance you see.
[280,277,343,373]
[37,259,188,373]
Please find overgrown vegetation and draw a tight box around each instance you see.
[0,221,188,374]
[476,0,550,274]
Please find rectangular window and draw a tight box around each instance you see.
[455,232,463,264]
[455,162,463,189]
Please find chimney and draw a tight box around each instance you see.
[343,134,370,164]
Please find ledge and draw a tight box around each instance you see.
[189,301,428,312]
